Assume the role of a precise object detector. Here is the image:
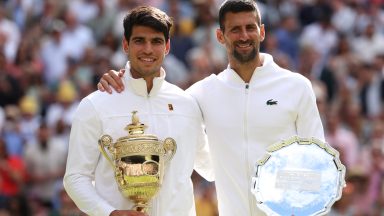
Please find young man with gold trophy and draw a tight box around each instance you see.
[64,6,213,216]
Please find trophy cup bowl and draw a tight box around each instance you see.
[98,111,177,212]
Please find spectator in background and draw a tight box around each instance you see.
[0,51,23,107]
[330,169,368,216]
[184,46,218,88]
[18,96,41,144]
[111,0,140,40]
[273,14,300,68]
[324,108,360,169]
[353,143,384,215]
[2,106,24,158]
[297,44,338,102]
[352,22,384,65]
[371,3,384,34]
[0,138,26,210]
[262,32,292,70]
[61,9,95,62]
[328,34,360,86]
[68,0,99,24]
[330,0,356,35]
[166,0,195,68]
[357,63,383,120]
[24,123,67,211]
[87,0,116,43]
[45,80,78,134]
[38,1,63,33]
[0,7,20,62]
[40,20,69,88]
[162,54,190,87]
[192,0,226,71]
[300,4,338,70]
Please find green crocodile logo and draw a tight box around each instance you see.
[266,99,278,105]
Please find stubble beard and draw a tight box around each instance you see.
[131,64,160,79]
[232,41,258,63]
[233,47,258,63]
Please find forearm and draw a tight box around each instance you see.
[194,120,215,182]
[63,173,115,216]
[64,98,115,216]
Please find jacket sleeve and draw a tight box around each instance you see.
[63,98,115,216]
[193,106,215,182]
[186,81,215,181]
[296,79,325,141]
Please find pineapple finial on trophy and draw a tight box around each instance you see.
[125,111,147,135]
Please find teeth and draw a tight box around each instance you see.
[237,43,251,48]
[140,58,154,62]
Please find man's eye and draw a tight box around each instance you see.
[133,39,144,44]
[152,40,163,45]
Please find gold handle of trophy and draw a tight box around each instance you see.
[98,135,114,167]
[163,138,177,163]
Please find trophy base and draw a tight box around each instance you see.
[132,203,149,213]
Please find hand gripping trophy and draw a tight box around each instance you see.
[98,111,177,212]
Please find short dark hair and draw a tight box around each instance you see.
[219,0,261,31]
[123,6,173,42]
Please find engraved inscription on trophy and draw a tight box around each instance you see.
[98,111,177,212]
[275,170,321,192]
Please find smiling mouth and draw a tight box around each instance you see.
[236,43,252,48]
[139,57,156,63]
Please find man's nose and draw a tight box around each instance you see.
[239,29,250,40]
[143,42,153,54]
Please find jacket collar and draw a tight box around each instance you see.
[219,53,275,87]
[123,62,165,97]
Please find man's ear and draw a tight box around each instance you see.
[165,39,170,55]
[259,24,265,42]
[216,28,225,44]
[122,38,129,53]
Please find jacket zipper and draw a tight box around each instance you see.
[146,94,159,216]
[244,83,256,214]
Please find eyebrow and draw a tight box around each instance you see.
[228,23,257,31]
[131,36,165,42]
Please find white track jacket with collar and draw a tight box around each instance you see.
[64,62,213,216]
[186,53,325,216]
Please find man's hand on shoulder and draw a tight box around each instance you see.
[109,209,148,216]
[97,69,126,94]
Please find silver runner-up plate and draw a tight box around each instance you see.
[251,136,346,216]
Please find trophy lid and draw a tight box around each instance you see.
[117,111,158,142]
[126,111,147,135]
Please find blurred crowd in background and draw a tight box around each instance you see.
[0,0,384,215]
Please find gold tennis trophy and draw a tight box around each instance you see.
[98,111,177,212]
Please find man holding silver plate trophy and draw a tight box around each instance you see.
[98,0,346,215]
[64,6,214,216]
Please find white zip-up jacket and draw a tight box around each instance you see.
[187,53,325,216]
[64,62,214,216]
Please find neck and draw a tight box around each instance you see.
[130,69,162,94]
[144,77,153,93]
[229,54,263,83]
